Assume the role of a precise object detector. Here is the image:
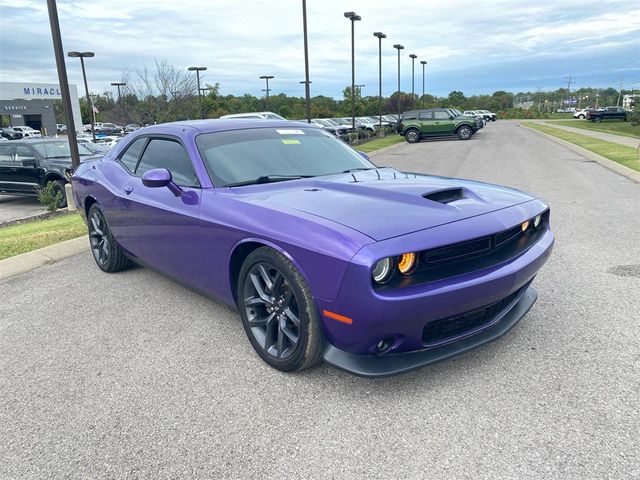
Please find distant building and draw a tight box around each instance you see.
[622,94,638,109]
[0,82,82,136]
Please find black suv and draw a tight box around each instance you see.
[397,108,480,143]
[0,139,100,207]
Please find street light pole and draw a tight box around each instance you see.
[259,75,274,110]
[301,0,311,123]
[373,32,386,129]
[68,51,96,142]
[409,54,417,98]
[393,44,404,118]
[188,66,207,119]
[47,0,80,168]
[344,11,361,131]
[110,82,126,101]
[420,60,427,107]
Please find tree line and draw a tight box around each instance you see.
[55,60,635,126]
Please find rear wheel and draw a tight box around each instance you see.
[405,128,421,144]
[578,114,585,119]
[51,179,67,208]
[87,204,132,273]
[593,117,602,123]
[457,125,473,140]
[238,247,323,372]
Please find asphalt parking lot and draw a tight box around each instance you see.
[0,194,46,224]
[1,121,638,479]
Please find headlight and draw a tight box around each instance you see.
[372,258,394,284]
[521,220,530,232]
[533,214,542,228]
[397,253,417,275]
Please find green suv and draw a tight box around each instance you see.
[397,108,479,143]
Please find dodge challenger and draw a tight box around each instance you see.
[72,120,554,377]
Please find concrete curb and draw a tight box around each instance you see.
[520,123,640,183]
[0,236,89,281]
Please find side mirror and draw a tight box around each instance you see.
[449,115,454,120]
[21,158,37,167]
[357,151,369,161]
[142,168,182,196]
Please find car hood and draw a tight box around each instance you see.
[235,168,535,241]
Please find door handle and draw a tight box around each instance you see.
[123,185,133,195]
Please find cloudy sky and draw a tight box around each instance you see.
[1,0,638,99]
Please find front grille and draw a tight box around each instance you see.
[422,287,523,346]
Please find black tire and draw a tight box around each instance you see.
[238,247,323,372]
[405,128,421,144]
[593,117,602,123]
[87,204,132,273]
[578,114,585,119]
[51,179,68,208]
[456,125,473,140]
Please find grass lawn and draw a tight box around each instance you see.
[0,213,86,261]
[547,120,640,139]
[524,122,640,172]
[357,135,405,153]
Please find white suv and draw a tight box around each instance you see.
[573,108,591,119]
[219,111,285,120]
[11,126,41,137]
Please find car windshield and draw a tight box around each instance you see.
[264,113,286,120]
[323,119,340,126]
[333,118,350,125]
[313,119,331,127]
[32,141,94,158]
[196,127,375,187]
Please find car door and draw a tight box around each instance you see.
[0,143,18,192]
[432,110,455,134]
[105,136,203,284]
[14,145,44,192]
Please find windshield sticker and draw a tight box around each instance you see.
[276,129,305,135]
[281,139,301,145]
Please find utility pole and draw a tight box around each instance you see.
[617,74,623,106]
[565,75,574,109]
[301,0,311,123]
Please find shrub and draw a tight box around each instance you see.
[36,181,63,212]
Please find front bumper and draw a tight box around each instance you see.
[323,286,537,377]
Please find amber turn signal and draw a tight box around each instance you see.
[398,253,417,275]
[521,220,530,232]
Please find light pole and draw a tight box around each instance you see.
[301,0,311,123]
[299,81,312,122]
[420,60,427,106]
[188,66,207,119]
[373,32,386,129]
[47,0,80,168]
[68,50,96,142]
[344,11,361,131]
[110,82,126,101]
[409,54,417,98]
[259,75,274,110]
[393,44,404,118]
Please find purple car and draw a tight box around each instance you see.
[72,120,554,377]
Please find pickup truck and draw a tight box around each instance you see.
[586,106,628,122]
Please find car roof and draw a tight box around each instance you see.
[136,119,321,135]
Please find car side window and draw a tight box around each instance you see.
[434,111,450,120]
[15,146,36,161]
[419,111,433,120]
[118,137,147,173]
[135,138,198,187]
[0,144,14,161]
[403,113,418,120]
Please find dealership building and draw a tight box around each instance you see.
[0,82,82,136]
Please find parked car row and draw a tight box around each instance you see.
[397,107,490,143]
[573,106,628,122]
[0,126,42,140]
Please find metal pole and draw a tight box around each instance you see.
[302,0,311,123]
[378,36,382,128]
[196,70,203,119]
[409,54,417,97]
[420,60,427,107]
[265,77,270,109]
[46,0,80,168]
[78,56,96,142]
[350,18,355,130]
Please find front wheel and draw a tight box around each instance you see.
[405,128,421,144]
[578,114,585,119]
[593,117,602,123]
[457,125,473,140]
[238,247,323,372]
[87,204,132,273]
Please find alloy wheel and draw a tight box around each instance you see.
[242,262,301,359]
[89,210,110,266]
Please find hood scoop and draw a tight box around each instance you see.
[422,187,465,204]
